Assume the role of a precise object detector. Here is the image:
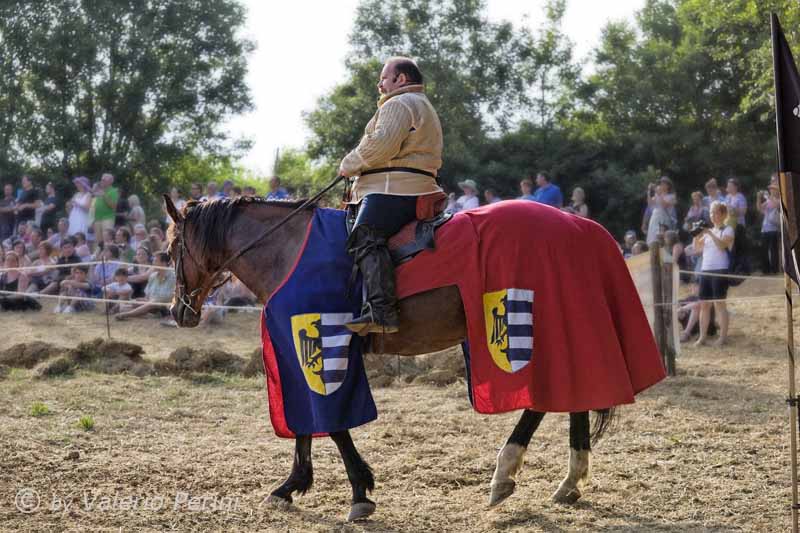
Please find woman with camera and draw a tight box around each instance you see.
[757,182,781,274]
[691,201,735,347]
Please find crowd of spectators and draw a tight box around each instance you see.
[0,173,258,325]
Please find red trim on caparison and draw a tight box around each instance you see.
[261,307,295,438]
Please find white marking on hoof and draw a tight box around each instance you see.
[347,501,376,521]
[489,443,526,507]
[265,494,292,509]
[551,449,590,504]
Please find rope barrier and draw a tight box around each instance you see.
[676,269,784,281]
[0,259,172,273]
[0,289,262,311]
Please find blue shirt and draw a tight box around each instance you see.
[267,188,289,200]
[532,184,563,207]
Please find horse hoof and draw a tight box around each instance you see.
[488,480,516,507]
[551,486,581,505]
[266,494,292,509]
[347,500,376,521]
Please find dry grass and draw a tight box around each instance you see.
[0,281,795,531]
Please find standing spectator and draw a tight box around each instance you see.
[682,191,710,233]
[92,173,119,246]
[484,188,502,204]
[531,172,563,208]
[691,201,734,347]
[15,175,41,225]
[126,194,146,227]
[203,181,220,201]
[67,176,93,236]
[40,182,59,234]
[221,180,234,198]
[519,178,536,201]
[114,189,130,228]
[242,186,257,198]
[189,183,203,202]
[758,182,781,274]
[0,184,15,242]
[115,252,175,320]
[267,176,289,200]
[92,244,122,288]
[622,230,637,258]
[646,178,676,245]
[703,178,726,208]
[724,178,747,227]
[564,187,589,217]
[454,180,480,212]
[40,238,82,295]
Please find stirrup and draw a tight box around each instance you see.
[345,304,399,336]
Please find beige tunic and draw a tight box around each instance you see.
[340,85,444,203]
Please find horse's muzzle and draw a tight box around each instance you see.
[171,301,200,327]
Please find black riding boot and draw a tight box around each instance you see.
[345,226,400,336]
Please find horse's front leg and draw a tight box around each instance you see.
[489,409,546,507]
[268,435,313,506]
[552,411,591,504]
[329,430,376,521]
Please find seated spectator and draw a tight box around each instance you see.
[622,230,637,258]
[484,188,502,204]
[682,191,710,234]
[148,227,166,253]
[104,268,133,313]
[40,238,82,295]
[26,228,44,261]
[631,240,648,256]
[48,218,70,249]
[519,178,536,201]
[54,265,94,313]
[531,172,564,208]
[454,180,480,212]
[563,187,589,218]
[678,281,718,342]
[114,227,135,262]
[27,242,58,293]
[127,246,153,298]
[11,239,32,267]
[92,244,121,288]
[100,228,116,251]
[221,275,257,308]
[131,224,149,251]
[115,252,175,320]
[0,251,40,311]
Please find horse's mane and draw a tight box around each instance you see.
[169,196,315,264]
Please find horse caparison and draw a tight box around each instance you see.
[164,195,616,521]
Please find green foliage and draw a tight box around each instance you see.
[0,0,253,195]
[78,415,95,431]
[274,149,338,201]
[29,402,50,417]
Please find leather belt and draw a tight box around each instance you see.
[359,167,436,179]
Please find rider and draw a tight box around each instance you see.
[339,57,445,336]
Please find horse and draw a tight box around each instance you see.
[163,195,616,521]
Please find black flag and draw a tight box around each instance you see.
[771,13,800,285]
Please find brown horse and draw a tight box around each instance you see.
[163,195,613,521]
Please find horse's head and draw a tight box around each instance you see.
[164,194,227,327]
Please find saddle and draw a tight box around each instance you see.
[387,211,452,265]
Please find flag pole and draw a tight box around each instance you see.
[773,13,799,531]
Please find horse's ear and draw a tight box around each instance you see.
[163,194,183,223]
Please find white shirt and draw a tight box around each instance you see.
[455,194,479,212]
[701,226,734,271]
[105,282,132,296]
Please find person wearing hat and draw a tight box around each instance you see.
[337,56,446,335]
[758,181,781,274]
[455,179,480,212]
[67,176,93,236]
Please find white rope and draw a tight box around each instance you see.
[0,259,172,273]
[676,269,783,281]
[653,293,785,307]
[0,289,261,311]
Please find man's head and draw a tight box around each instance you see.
[269,176,281,191]
[61,238,76,258]
[133,224,147,242]
[190,183,203,199]
[21,175,32,189]
[520,178,533,196]
[206,181,218,195]
[535,172,550,187]
[57,218,68,234]
[114,267,129,284]
[624,230,637,247]
[3,184,12,198]
[101,173,114,187]
[115,227,130,245]
[72,265,88,281]
[222,180,234,194]
[378,57,423,95]
[726,178,740,195]
[705,178,719,195]
[30,228,42,247]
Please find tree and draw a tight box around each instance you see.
[0,0,254,194]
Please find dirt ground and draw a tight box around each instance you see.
[0,278,797,532]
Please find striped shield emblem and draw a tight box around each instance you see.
[291,312,353,395]
[483,288,534,373]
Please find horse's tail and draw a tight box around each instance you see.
[590,407,617,445]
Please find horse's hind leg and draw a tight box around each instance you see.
[268,435,313,507]
[552,411,591,504]
[489,409,546,507]
[330,430,376,521]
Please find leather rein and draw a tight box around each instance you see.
[173,175,346,315]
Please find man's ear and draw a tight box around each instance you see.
[163,194,183,224]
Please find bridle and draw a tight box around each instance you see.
[171,175,346,316]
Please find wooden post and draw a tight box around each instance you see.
[650,243,667,368]
[661,250,677,376]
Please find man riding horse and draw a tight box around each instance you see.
[339,56,446,336]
